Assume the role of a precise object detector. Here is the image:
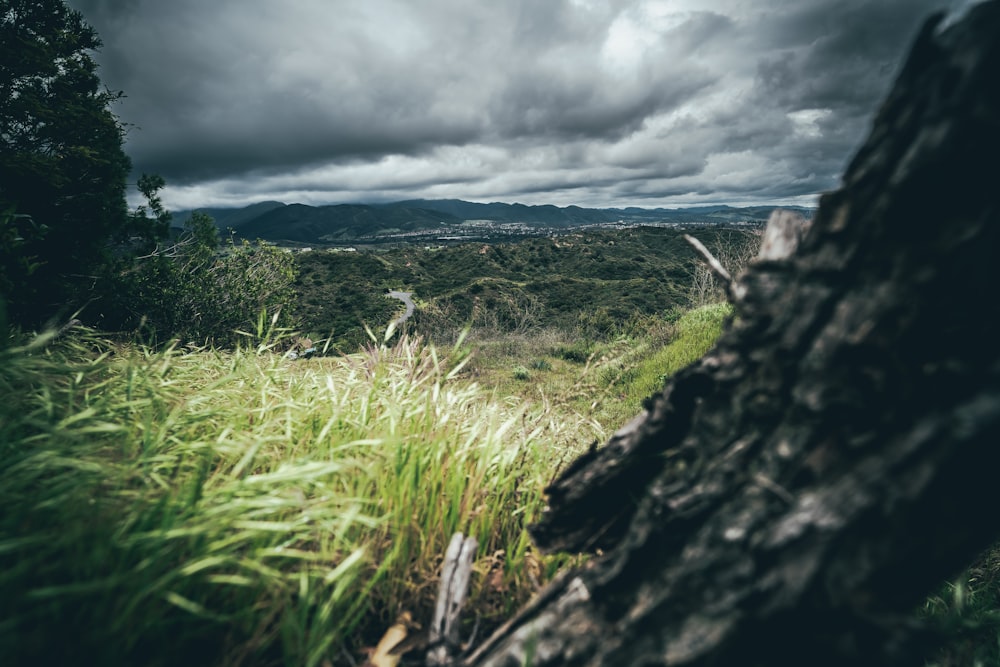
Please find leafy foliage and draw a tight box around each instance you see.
[922,546,1000,666]
[0,205,45,300]
[112,211,298,346]
[0,0,151,325]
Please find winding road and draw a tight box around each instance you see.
[387,291,415,326]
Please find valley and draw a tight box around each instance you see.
[290,225,759,350]
[175,198,807,247]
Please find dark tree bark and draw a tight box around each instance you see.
[459,4,1000,666]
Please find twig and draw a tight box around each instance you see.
[684,234,738,301]
[427,533,478,666]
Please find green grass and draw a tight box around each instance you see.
[922,546,1000,666]
[459,302,734,432]
[0,299,725,666]
[606,302,733,403]
[3,295,995,666]
[0,329,587,666]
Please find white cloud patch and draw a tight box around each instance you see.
[788,108,833,139]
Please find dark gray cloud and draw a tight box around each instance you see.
[66,0,970,209]
[753,1,943,110]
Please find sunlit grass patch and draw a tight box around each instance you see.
[617,301,733,400]
[559,302,733,428]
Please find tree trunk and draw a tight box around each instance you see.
[459,4,1000,665]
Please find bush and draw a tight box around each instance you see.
[113,213,298,346]
[530,358,552,371]
[687,229,762,307]
[555,341,593,363]
[0,208,46,309]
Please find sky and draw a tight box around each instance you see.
[67,0,973,211]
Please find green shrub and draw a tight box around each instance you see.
[113,213,298,346]
[555,341,593,363]
[530,358,552,371]
[0,207,46,312]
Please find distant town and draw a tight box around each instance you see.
[175,199,806,249]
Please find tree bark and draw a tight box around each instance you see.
[459,4,1000,665]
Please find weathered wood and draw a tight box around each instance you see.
[463,3,1000,665]
[427,533,478,666]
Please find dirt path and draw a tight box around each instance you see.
[387,291,415,326]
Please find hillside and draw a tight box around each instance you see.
[394,199,619,226]
[233,203,461,243]
[172,200,286,229]
[172,199,812,246]
[293,226,750,347]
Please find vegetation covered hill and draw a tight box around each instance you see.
[173,201,287,230]
[168,199,813,245]
[234,203,463,243]
[4,293,995,666]
[394,199,621,226]
[2,3,994,663]
[293,226,748,348]
[0,301,733,666]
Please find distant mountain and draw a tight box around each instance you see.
[169,199,814,245]
[395,199,618,226]
[173,201,287,229]
[402,200,812,226]
[605,204,814,224]
[234,203,460,243]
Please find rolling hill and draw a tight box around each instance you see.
[171,199,814,245]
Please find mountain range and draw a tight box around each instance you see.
[173,199,814,245]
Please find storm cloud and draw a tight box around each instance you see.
[67,0,965,209]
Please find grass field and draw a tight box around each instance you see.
[0,322,603,666]
[3,299,998,665]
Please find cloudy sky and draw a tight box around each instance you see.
[68,0,969,210]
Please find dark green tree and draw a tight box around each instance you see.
[0,0,150,326]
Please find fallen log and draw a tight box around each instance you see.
[458,3,1000,665]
